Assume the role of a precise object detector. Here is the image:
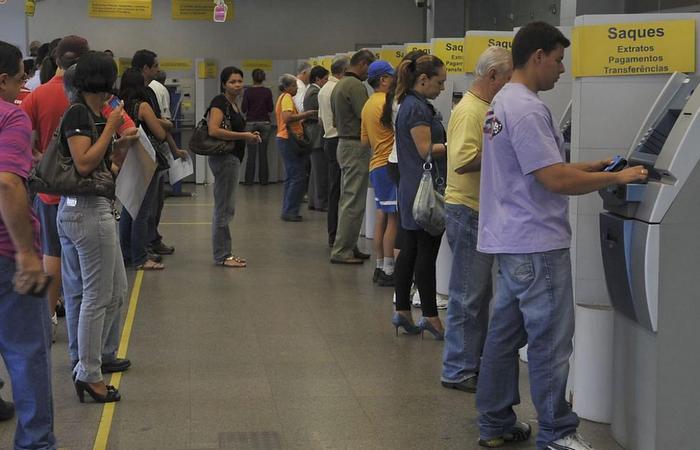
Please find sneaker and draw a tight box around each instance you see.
[441,375,478,393]
[51,313,58,343]
[0,395,15,422]
[478,422,531,448]
[55,297,66,317]
[392,292,397,305]
[377,271,394,287]
[545,433,594,450]
[436,294,448,310]
[151,241,175,255]
[411,290,421,308]
[373,268,381,283]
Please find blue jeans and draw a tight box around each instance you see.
[0,256,56,450]
[476,249,579,448]
[441,204,493,383]
[119,172,159,266]
[208,153,241,262]
[277,137,309,217]
[58,196,128,383]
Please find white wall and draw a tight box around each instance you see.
[27,0,424,61]
[0,2,28,55]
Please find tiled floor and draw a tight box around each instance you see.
[0,184,623,449]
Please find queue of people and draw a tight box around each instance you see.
[0,20,652,450]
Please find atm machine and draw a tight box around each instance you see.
[598,72,700,450]
[559,100,572,162]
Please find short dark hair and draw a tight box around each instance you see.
[35,43,50,66]
[309,66,329,84]
[252,68,266,83]
[219,66,244,92]
[56,35,90,70]
[0,41,22,77]
[74,51,117,94]
[350,49,376,67]
[512,21,570,69]
[131,49,157,71]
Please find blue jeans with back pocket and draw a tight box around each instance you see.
[476,249,579,448]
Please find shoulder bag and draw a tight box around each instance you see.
[28,105,115,199]
[412,147,445,237]
[188,104,237,156]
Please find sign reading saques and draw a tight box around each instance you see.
[572,20,696,77]
[463,32,514,73]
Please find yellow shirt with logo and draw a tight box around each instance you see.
[445,91,490,211]
[361,92,394,171]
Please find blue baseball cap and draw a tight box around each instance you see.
[368,60,395,80]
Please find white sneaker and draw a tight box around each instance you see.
[436,294,448,310]
[411,290,421,308]
[51,313,58,344]
[392,292,396,305]
[546,433,595,450]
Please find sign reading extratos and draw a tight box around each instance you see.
[572,20,696,77]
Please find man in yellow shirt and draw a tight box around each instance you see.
[361,61,396,286]
[441,47,512,394]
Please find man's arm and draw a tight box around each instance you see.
[350,83,369,119]
[534,163,648,195]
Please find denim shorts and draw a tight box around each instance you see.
[33,197,61,257]
[369,166,398,213]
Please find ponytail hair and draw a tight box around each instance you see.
[394,54,444,105]
[381,50,429,129]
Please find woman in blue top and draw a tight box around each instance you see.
[392,54,447,340]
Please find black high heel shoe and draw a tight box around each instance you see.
[74,380,121,403]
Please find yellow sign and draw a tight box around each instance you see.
[464,33,513,73]
[366,48,381,61]
[242,60,273,73]
[308,57,319,67]
[89,0,152,19]
[404,43,432,55]
[117,57,132,76]
[432,39,464,74]
[572,20,695,77]
[380,45,404,68]
[159,59,193,73]
[25,0,35,16]
[320,56,333,71]
[197,59,217,79]
[172,0,234,21]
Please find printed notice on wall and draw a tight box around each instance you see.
[197,60,217,79]
[572,20,695,77]
[463,33,513,73]
[160,59,193,73]
[172,0,234,21]
[433,39,464,74]
[89,0,152,19]
[242,60,273,73]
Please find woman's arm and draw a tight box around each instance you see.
[139,102,167,142]
[208,107,259,143]
[409,124,446,160]
[67,105,123,176]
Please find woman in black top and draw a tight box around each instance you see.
[56,51,130,403]
[207,66,261,267]
[118,68,182,270]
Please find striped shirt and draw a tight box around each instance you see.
[0,99,40,258]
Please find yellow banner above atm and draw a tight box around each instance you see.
[197,60,217,79]
[432,39,464,74]
[572,20,695,77]
[463,34,513,73]
[160,59,193,73]
[380,46,404,68]
[242,60,273,73]
[404,43,432,55]
[89,0,152,19]
[172,0,234,21]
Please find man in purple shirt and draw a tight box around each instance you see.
[0,40,56,450]
[475,23,647,450]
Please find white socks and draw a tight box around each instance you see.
[383,257,395,275]
[376,258,383,269]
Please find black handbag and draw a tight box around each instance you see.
[188,107,236,156]
[28,105,115,199]
[290,123,313,155]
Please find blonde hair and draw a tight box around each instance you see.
[474,46,512,79]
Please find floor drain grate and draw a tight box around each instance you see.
[218,431,283,450]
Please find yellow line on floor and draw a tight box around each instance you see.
[159,222,212,225]
[92,270,144,450]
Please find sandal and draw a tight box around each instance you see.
[135,259,165,271]
[218,256,246,268]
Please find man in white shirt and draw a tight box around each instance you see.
[293,62,310,112]
[317,56,348,247]
[148,70,171,120]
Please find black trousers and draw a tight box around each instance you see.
[394,229,443,317]
[324,137,340,246]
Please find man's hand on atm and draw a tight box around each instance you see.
[572,159,613,172]
[613,165,649,185]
